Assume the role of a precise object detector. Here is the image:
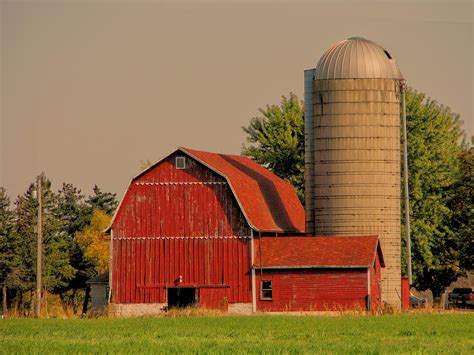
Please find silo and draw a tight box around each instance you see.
[305,37,404,308]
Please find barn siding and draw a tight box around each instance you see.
[199,287,228,311]
[256,269,368,312]
[111,152,252,305]
[113,153,249,238]
[112,238,251,304]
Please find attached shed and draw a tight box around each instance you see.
[254,236,385,312]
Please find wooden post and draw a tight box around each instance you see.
[36,175,43,318]
[2,286,7,316]
[250,229,256,313]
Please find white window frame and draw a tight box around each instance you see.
[260,280,273,300]
[176,156,186,170]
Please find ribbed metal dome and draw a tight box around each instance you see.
[315,37,403,80]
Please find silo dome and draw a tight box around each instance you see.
[314,37,403,80]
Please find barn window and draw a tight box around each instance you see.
[261,280,272,300]
[176,156,186,169]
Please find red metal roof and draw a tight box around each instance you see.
[180,147,305,233]
[254,235,384,268]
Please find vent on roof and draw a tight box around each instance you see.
[383,49,393,59]
[176,156,186,169]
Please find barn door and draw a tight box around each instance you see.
[167,287,196,308]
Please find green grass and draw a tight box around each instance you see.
[1,314,473,353]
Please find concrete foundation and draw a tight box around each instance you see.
[228,303,253,315]
[109,303,166,317]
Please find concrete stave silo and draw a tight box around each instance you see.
[305,37,403,308]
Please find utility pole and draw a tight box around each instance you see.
[401,83,412,285]
[36,175,43,318]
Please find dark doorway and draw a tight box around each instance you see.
[167,288,196,308]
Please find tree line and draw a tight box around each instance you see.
[242,88,473,300]
[0,87,471,314]
[0,178,118,316]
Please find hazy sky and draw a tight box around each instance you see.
[1,0,472,200]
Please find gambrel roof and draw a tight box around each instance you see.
[106,147,304,234]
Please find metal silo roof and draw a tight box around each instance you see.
[315,37,403,80]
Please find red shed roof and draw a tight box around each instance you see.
[254,235,384,268]
[180,147,304,233]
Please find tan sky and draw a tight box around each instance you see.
[1,0,472,200]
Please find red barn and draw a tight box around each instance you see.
[106,147,384,316]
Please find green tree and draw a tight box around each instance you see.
[36,176,75,295]
[0,187,18,313]
[13,183,38,312]
[454,148,474,271]
[55,183,94,311]
[403,88,471,299]
[57,183,89,237]
[86,185,118,216]
[242,93,305,201]
[13,175,75,312]
[242,90,472,300]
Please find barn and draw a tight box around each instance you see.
[105,147,384,316]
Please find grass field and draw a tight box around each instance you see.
[1,313,473,353]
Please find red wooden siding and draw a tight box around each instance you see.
[111,152,252,305]
[199,287,228,311]
[112,153,249,238]
[112,238,251,304]
[256,269,368,312]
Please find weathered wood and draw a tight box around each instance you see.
[111,152,252,306]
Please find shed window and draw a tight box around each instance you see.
[176,156,186,169]
[261,280,272,300]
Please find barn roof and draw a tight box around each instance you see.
[254,235,384,268]
[180,147,305,233]
[106,147,305,234]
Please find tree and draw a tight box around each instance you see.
[36,176,75,295]
[0,187,17,313]
[12,182,39,312]
[242,90,472,300]
[242,93,305,201]
[75,209,112,274]
[454,148,474,272]
[402,88,471,299]
[56,183,89,237]
[86,185,118,216]
[12,175,75,314]
[55,183,93,311]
